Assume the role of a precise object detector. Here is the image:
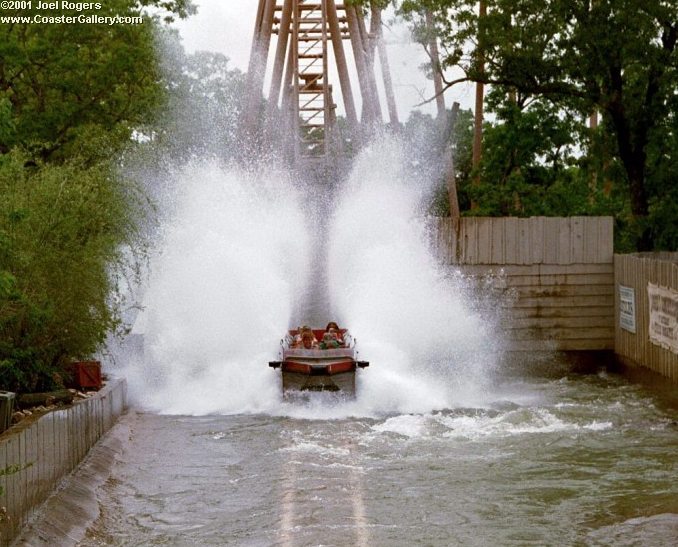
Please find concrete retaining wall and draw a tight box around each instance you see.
[432,216,615,351]
[0,379,127,543]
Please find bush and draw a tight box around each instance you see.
[0,153,144,392]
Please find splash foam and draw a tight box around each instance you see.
[119,137,500,417]
[122,161,310,414]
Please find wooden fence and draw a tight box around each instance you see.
[432,216,615,352]
[0,379,127,543]
[614,253,678,382]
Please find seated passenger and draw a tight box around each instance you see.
[300,330,318,349]
[319,332,340,350]
[292,326,303,347]
[327,327,344,346]
[326,321,339,331]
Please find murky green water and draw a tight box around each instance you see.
[78,371,678,546]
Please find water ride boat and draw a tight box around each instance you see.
[269,328,369,397]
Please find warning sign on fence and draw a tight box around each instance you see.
[648,283,678,354]
[619,285,636,333]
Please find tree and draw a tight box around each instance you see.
[0,153,145,392]
[0,0,195,164]
[397,0,678,250]
[149,30,246,163]
[0,1,194,392]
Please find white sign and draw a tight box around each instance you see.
[619,285,636,333]
[647,283,678,354]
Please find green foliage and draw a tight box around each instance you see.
[148,30,246,163]
[397,0,678,250]
[0,1,193,391]
[0,0,193,164]
[0,153,144,393]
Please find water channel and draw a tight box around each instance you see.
[70,364,678,547]
[17,139,671,546]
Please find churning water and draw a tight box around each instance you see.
[121,137,497,418]
[52,138,675,546]
[122,161,311,414]
[75,370,678,546]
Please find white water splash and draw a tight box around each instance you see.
[121,161,310,414]
[327,137,498,415]
[119,137,500,417]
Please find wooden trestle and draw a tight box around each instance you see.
[242,0,399,167]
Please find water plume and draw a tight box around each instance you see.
[118,136,500,417]
[326,136,499,414]
[122,161,310,414]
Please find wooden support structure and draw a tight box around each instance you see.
[327,0,359,133]
[242,0,277,145]
[242,0,394,166]
[345,4,378,125]
[615,253,678,383]
[355,7,383,124]
[268,0,293,109]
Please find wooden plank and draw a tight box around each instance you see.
[510,295,614,308]
[511,285,614,297]
[459,217,470,264]
[542,218,559,263]
[491,217,505,263]
[506,338,615,351]
[583,217,598,263]
[443,217,615,266]
[557,217,572,264]
[25,423,38,522]
[0,439,7,544]
[477,217,493,263]
[504,217,519,264]
[530,216,545,264]
[449,218,458,264]
[507,306,614,318]
[571,216,585,263]
[597,217,613,263]
[505,326,615,340]
[455,263,614,276]
[516,218,528,264]
[502,316,614,329]
[502,273,614,286]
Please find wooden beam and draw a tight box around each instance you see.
[268,0,293,108]
[242,0,277,143]
[246,0,267,80]
[355,6,382,123]
[327,0,359,132]
[345,5,376,125]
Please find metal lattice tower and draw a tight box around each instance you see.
[241,0,400,169]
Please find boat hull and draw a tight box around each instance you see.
[270,331,368,398]
[280,348,358,396]
[281,369,356,395]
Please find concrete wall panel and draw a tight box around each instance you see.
[433,217,615,352]
[0,379,127,543]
